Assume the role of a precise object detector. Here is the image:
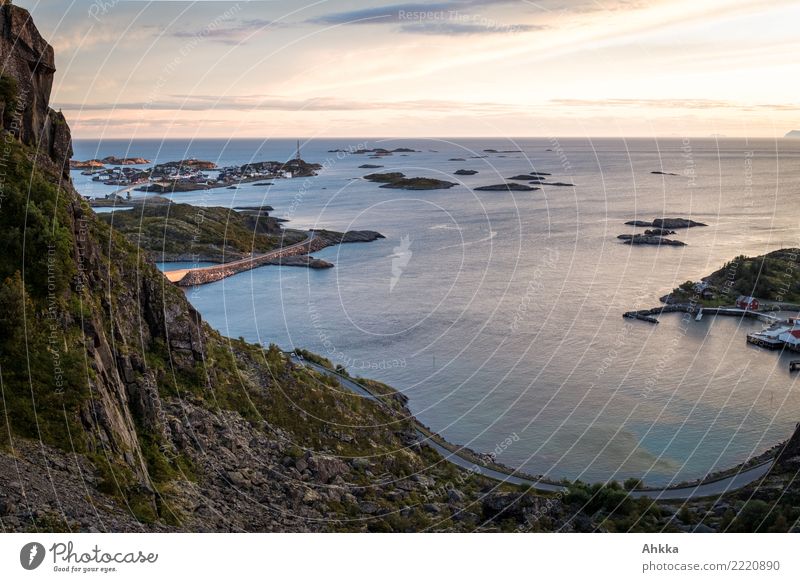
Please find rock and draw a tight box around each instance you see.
[70,159,106,169]
[266,255,333,269]
[423,503,442,514]
[644,228,676,236]
[0,2,73,175]
[449,158,466,161]
[475,183,539,191]
[508,173,551,180]
[625,220,653,227]
[624,235,686,246]
[652,218,707,229]
[308,455,350,483]
[358,164,383,169]
[447,489,466,503]
[778,422,800,467]
[651,171,679,176]
[454,169,478,175]
[539,181,574,187]
[351,458,371,470]
[302,488,321,503]
[225,470,250,488]
[481,492,532,520]
[363,171,458,190]
[412,474,434,488]
[101,156,150,165]
[359,501,379,514]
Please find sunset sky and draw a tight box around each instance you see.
[20,0,800,139]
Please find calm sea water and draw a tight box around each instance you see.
[73,137,800,486]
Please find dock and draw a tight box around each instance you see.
[746,334,785,350]
[622,304,780,325]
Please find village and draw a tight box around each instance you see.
[73,145,322,192]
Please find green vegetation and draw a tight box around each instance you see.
[0,74,19,125]
[565,481,665,532]
[667,249,800,305]
[0,139,87,450]
[99,203,306,262]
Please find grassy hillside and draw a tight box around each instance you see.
[666,249,800,305]
[0,134,587,532]
[99,203,307,262]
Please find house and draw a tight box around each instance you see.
[778,327,800,351]
[736,295,759,310]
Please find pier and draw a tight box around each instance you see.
[163,233,323,286]
[622,304,780,325]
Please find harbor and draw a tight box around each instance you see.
[624,301,800,364]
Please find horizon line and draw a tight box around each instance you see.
[72,135,798,141]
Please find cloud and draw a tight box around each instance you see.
[310,3,457,25]
[308,1,542,35]
[551,98,800,111]
[57,94,530,114]
[309,0,652,28]
[399,21,545,35]
[171,18,283,45]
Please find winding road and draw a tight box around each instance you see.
[292,356,777,500]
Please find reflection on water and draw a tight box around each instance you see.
[76,137,800,485]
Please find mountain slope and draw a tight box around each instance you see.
[0,3,582,533]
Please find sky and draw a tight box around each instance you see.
[17,0,800,139]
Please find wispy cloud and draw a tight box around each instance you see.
[551,98,800,111]
[308,0,543,35]
[171,18,284,45]
[399,21,545,35]
[58,94,530,113]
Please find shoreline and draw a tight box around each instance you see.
[290,353,787,498]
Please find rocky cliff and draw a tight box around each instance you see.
[0,3,581,532]
[0,2,72,175]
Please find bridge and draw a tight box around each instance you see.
[163,232,325,286]
[109,181,154,198]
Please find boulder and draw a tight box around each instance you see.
[308,455,350,483]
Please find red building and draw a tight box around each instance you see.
[736,295,759,310]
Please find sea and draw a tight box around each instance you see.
[72,137,800,486]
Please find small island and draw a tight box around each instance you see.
[618,217,707,247]
[475,183,539,192]
[624,218,707,229]
[70,155,151,169]
[509,173,552,180]
[454,169,478,175]
[363,172,457,190]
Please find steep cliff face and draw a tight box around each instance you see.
[0,2,72,174]
[0,4,578,533]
